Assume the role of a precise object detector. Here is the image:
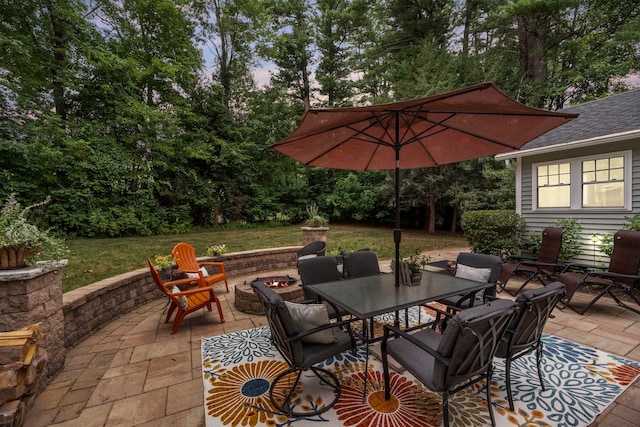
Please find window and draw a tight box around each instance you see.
[533,151,630,210]
[582,156,624,208]
[537,163,570,208]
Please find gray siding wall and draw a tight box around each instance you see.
[519,137,640,266]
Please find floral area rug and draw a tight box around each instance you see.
[202,308,640,427]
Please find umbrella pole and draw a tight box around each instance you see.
[394,116,401,287]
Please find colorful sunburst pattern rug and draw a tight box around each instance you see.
[202,309,640,427]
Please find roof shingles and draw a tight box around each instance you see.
[521,89,640,150]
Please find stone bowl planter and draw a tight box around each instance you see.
[0,244,38,270]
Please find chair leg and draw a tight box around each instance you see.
[382,342,391,400]
[508,271,538,296]
[568,284,612,315]
[171,310,186,334]
[442,390,450,427]
[505,357,514,411]
[224,279,229,293]
[536,342,545,391]
[166,303,177,323]
[214,298,225,322]
[609,289,640,315]
[486,366,497,427]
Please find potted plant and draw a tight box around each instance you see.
[152,254,176,281]
[402,253,431,286]
[301,204,329,245]
[206,244,227,256]
[0,195,68,269]
[304,204,328,227]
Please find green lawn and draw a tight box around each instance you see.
[62,224,467,293]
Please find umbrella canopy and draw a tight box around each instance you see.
[271,82,578,285]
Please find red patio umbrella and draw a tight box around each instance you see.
[271,82,578,286]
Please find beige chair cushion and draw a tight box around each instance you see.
[285,301,337,344]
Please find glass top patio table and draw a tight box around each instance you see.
[308,271,492,321]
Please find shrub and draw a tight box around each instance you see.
[460,210,527,259]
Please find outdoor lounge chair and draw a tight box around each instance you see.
[172,242,229,292]
[556,230,640,315]
[498,227,564,296]
[494,281,565,410]
[381,299,518,427]
[250,280,355,417]
[147,258,224,334]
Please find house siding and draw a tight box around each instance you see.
[519,137,640,266]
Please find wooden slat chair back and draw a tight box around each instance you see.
[172,242,229,292]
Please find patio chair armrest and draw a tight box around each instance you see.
[589,271,640,282]
[561,263,604,273]
[163,277,204,288]
[382,324,450,364]
[199,261,226,273]
[520,260,560,269]
[163,283,214,295]
[507,254,536,262]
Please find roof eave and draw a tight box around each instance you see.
[494,129,640,160]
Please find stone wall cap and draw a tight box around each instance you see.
[0,260,68,281]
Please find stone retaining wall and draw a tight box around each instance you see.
[62,246,299,350]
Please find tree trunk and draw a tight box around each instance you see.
[517,13,548,108]
[427,189,436,234]
[450,203,458,233]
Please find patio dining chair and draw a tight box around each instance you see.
[298,256,347,319]
[343,250,380,278]
[250,281,355,417]
[381,299,518,427]
[498,227,564,296]
[556,230,640,315]
[147,258,224,334]
[172,242,229,292]
[296,240,327,267]
[494,281,565,410]
[436,253,502,311]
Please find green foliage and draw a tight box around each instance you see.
[460,210,527,259]
[0,195,68,263]
[304,204,329,227]
[528,218,584,265]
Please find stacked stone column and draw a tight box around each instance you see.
[0,263,67,382]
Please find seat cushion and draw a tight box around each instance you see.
[386,327,442,390]
[285,301,336,344]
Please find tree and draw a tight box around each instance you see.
[196,0,260,109]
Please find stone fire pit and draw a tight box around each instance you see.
[234,275,302,315]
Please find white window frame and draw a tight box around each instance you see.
[532,150,632,211]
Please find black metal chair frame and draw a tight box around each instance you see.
[499,227,565,296]
[495,282,565,410]
[250,281,355,417]
[381,299,518,427]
